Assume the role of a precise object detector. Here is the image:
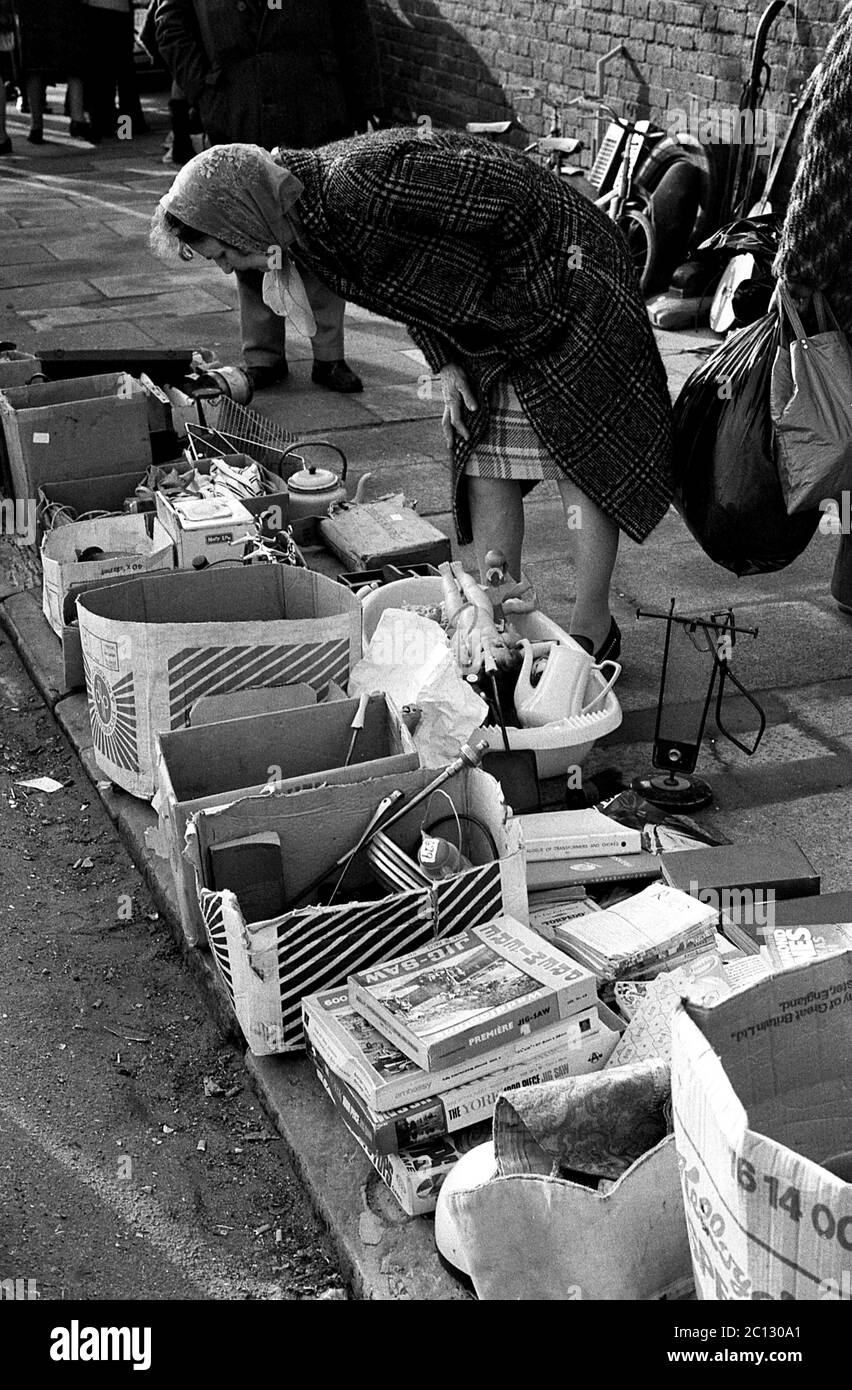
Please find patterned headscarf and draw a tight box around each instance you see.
[150,144,317,336]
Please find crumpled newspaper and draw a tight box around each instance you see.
[348,609,487,765]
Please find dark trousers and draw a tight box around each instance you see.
[85,7,144,136]
[236,268,345,368]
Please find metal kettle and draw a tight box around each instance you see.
[281,442,348,519]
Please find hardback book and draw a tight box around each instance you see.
[518,807,642,861]
[660,839,820,908]
[303,986,600,1113]
[347,916,599,1072]
[765,924,852,973]
[525,850,663,893]
[305,1020,614,1155]
[311,1058,490,1216]
[548,882,717,983]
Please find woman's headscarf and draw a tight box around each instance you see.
[150,144,317,337]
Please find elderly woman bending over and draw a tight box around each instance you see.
[151,129,674,661]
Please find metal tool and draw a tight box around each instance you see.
[375,738,490,836]
[343,692,370,767]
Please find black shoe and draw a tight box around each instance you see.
[573,618,622,664]
[27,127,44,145]
[311,359,363,393]
[244,362,289,390]
[69,120,99,144]
[0,137,12,156]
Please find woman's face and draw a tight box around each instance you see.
[189,235,269,274]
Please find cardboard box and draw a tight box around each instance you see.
[0,353,41,389]
[154,489,257,568]
[671,950,852,1300]
[38,470,150,524]
[77,565,362,799]
[41,514,175,637]
[320,496,451,571]
[153,693,419,944]
[0,373,151,499]
[191,765,527,1055]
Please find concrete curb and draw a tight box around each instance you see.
[0,587,469,1301]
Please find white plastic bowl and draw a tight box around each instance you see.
[359,577,623,778]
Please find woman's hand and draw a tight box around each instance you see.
[439,363,477,447]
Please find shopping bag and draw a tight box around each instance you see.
[771,285,852,514]
[672,313,820,575]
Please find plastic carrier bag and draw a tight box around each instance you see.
[672,313,820,575]
[771,285,852,514]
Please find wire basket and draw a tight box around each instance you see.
[187,398,299,467]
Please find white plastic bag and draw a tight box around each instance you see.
[348,609,486,766]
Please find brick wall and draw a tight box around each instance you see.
[369,0,845,159]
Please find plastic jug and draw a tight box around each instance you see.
[514,639,617,728]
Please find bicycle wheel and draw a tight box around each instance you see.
[616,207,658,297]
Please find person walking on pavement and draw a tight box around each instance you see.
[151,133,674,655]
[15,0,95,144]
[155,0,384,393]
[0,0,16,154]
[774,0,852,614]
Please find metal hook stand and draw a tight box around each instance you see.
[630,600,766,812]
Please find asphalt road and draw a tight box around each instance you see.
[0,629,345,1301]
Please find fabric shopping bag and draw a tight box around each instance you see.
[771,285,852,514]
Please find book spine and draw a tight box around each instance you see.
[311,1059,449,1215]
[307,1005,600,1113]
[307,1037,446,1155]
[524,834,640,861]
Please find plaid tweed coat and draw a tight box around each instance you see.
[775,1,852,334]
[275,128,674,545]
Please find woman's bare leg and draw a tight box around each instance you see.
[67,77,85,125]
[557,478,618,652]
[467,477,524,579]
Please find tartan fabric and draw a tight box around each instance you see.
[275,128,674,544]
[775,2,852,334]
[464,378,562,481]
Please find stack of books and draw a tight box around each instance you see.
[536,882,718,984]
[517,807,660,893]
[302,915,611,1215]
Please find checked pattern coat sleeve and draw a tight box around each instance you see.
[775,1,852,333]
[279,129,674,545]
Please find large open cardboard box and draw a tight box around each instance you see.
[0,373,151,499]
[189,765,526,1055]
[672,950,852,1300]
[153,694,419,944]
[77,565,362,799]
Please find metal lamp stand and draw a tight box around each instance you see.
[631,600,766,812]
